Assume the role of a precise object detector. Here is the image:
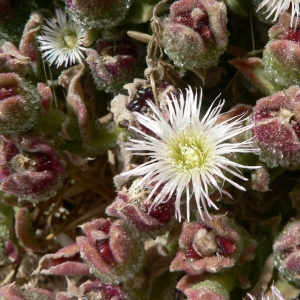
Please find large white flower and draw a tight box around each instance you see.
[122,87,259,221]
[257,0,300,28]
[37,9,86,67]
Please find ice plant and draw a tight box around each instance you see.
[122,87,258,221]
[37,9,86,67]
[257,0,300,28]
[0,135,66,202]
[273,219,300,285]
[252,85,300,168]
[161,0,228,69]
[262,12,300,89]
[170,215,257,275]
[86,39,145,93]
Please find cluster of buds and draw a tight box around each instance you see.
[2,0,300,298]
[161,0,228,69]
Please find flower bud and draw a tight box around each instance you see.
[252,85,300,168]
[0,135,66,202]
[170,215,256,275]
[77,218,145,284]
[161,0,228,69]
[0,73,40,134]
[273,219,300,285]
[262,12,300,88]
[86,39,145,93]
[106,177,176,238]
[65,0,132,29]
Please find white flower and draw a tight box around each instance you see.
[37,9,86,67]
[257,0,300,28]
[246,285,284,300]
[122,87,259,222]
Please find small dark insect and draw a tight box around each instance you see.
[127,86,154,113]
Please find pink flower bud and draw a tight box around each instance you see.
[106,177,176,238]
[86,39,145,93]
[273,219,300,285]
[0,73,40,134]
[77,218,145,284]
[161,0,228,69]
[170,215,256,275]
[262,12,300,88]
[252,85,300,168]
[0,135,66,202]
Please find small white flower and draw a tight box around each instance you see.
[246,285,284,300]
[257,0,300,28]
[122,87,259,221]
[37,9,86,67]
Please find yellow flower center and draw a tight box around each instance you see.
[168,131,211,171]
[63,33,77,49]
